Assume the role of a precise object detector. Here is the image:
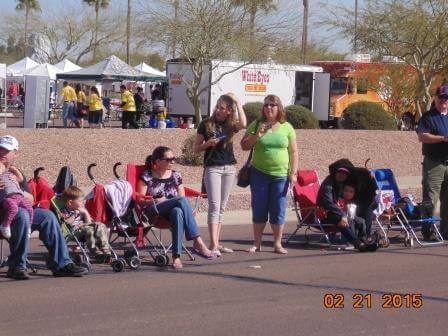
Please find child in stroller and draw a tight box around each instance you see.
[336,180,367,242]
[60,186,112,262]
[0,162,33,239]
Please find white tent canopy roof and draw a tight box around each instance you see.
[7,57,39,76]
[134,62,165,77]
[57,55,158,81]
[24,63,62,80]
[55,59,82,72]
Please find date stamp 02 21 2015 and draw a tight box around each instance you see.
[323,293,424,309]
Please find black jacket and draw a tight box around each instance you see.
[317,159,377,221]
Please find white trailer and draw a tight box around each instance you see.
[166,60,330,121]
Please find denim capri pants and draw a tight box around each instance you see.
[250,167,289,224]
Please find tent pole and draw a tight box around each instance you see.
[3,79,6,127]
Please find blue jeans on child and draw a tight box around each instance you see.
[7,208,72,271]
[250,167,289,224]
[145,197,200,255]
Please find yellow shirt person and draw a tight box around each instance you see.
[88,93,103,111]
[61,84,77,102]
[77,90,86,104]
[121,89,136,112]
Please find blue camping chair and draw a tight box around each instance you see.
[372,168,444,247]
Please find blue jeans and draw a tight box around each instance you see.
[62,101,75,128]
[146,197,200,255]
[7,208,72,270]
[250,167,289,224]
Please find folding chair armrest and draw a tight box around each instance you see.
[184,187,207,198]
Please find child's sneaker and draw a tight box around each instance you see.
[0,226,11,239]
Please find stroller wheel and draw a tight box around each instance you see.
[128,256,141,270]
[154,255,168,267]
[380,238,390,248]
[404,237,414,248]
[112,259,125,272]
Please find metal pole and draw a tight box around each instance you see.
[301,0,309,64]
[354,0,358,53]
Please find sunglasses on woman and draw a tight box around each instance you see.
[159,157,176,163]
[263,103,278,108]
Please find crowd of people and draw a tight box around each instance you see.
[59,82,162,129]
[1,84,447,279]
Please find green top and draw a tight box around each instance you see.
[246,120,296,177]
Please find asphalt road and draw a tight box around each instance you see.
[1,224,448,336]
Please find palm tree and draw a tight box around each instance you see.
[126,0,132,64]
[15,0,41,57]
[231,0,276,39]
[83,0,110,62]
[301,0,309,63]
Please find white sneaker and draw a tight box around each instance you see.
[212,248,222,257]
[218,246,234,253]
[0,226,11,239]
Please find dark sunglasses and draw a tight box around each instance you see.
[159,157,176,163]
[263,103,278,108]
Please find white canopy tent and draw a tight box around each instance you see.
[24,63,62,80]
[134,62,165,77]
[6,57,39,76]
[55,59,82,73]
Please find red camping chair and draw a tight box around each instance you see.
[125,163,207,261]
[285,170,337,245]
[27,168,55,209]
[85,183,110,225]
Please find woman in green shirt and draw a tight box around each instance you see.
[241,95,298,254]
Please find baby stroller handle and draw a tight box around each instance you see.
[33,167,45,181]
[113,162,122,179]
[87,163,97,182]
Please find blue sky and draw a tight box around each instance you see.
[1,0,360,53]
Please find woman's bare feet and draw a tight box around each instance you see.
[274,246,288,254]
[193,240,214,259]
[246,246,261,253]
[172,257,183,270]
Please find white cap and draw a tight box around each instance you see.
[0,135,19,151]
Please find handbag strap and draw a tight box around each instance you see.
[244,148,254,166]
[244,120,259,166]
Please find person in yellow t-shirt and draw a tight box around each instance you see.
[75,84,87,128]
[60,81,79,128]
[87,86,103,129]
[120,84,139,129]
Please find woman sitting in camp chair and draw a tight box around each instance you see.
[136,146,214,269]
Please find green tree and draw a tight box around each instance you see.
[328,0,448,115]
[83,0,110,62]
[230,0,276,41]
[15,0,41,57]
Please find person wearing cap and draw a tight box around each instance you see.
[317,159,378,252]
[416,84,448,240]
[60,81,79,128]
[120,84,139,129]
[0,135,88,280]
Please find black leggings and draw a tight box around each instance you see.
[122,111,139,129]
